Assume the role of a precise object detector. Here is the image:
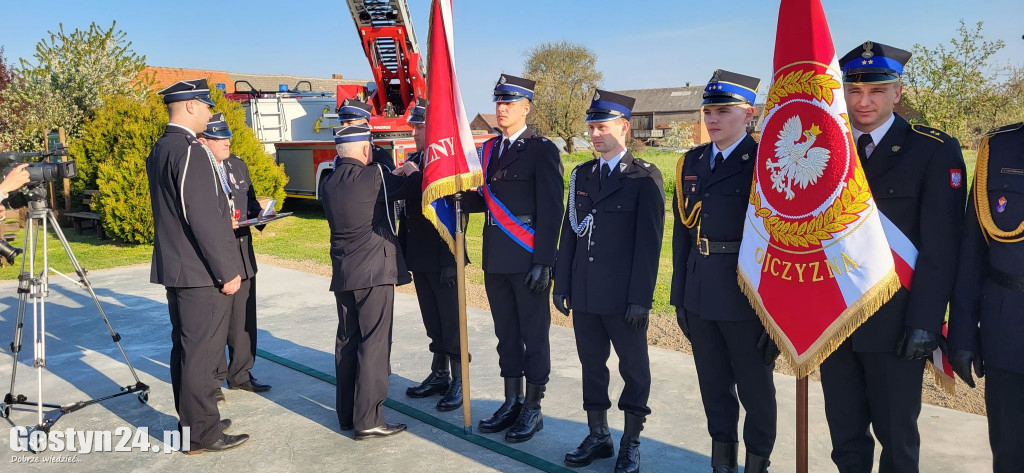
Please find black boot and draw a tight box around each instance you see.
[478,377,524,433]
[505,382,544,443]
[614,412,644,473]
[564,410,614,467]
[711,440,739,473]
[406,353,450,398]
[744,452,771,473]
[436,357,463,411]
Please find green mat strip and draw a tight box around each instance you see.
[256,349,574,473]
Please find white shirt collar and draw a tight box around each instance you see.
[600,148,628,172]
[711,134,747,161]
[167,122,197,138]
[852,113,896,145]
[502,125,528,144]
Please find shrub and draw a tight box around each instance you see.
[209,88,288,210]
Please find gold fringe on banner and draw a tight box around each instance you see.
[738,267,902,378]
[926,359,957,396]
[421,169,484,254]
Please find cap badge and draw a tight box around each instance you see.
[861,41,874,59]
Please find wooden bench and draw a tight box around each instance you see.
[66,189,106,240]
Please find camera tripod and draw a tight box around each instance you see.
[0,195,149,433]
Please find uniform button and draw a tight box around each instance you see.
[704,192,710,198]
[616,205,622,209]
[577,203,581,208]
[735,188,741,193]
[888,188,894,194]
[1004,184,1010,189]
[588,257,594,262]
[703,212,709,218]
[591,209,597,214]
[513,174,518,178]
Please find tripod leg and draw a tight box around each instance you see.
[46,210,145,385]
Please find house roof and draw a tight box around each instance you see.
[613,86,706,114]
[474,113,499,130]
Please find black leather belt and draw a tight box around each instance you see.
[991,268,1024,292]
[696,238,741,256]
[487,213,534,227]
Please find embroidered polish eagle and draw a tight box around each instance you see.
[766,115,831,200]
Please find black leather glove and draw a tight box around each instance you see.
[553,294,570,317]
[895,327,941,361]
[949,349,984,388]
[624,304,649,330]
[440,266,457,288]
[524,264,552,294]
[757,331,780,366]
[676,311,691,339]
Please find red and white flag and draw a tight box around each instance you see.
[737,0,902,376]
[421,0,484,250]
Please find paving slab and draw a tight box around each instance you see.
[0,264,991,472]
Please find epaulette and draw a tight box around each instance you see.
[985,122,1024,137]
[687,142,711,157]
[910,124,948,143]
[632,157,654,173]
[575,159,598,171]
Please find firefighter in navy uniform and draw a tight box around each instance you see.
[321,123,422,439]
[337,98,396,170]
[147,79,249,454]
[461,74,564,442]
[671,70,777,473]
[949,122,1024,473]
[553,90,664,473]
[399,98,466,411]
[196,114,272,400]
[819,42,967,473]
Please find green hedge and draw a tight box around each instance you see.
[210,88,288,211]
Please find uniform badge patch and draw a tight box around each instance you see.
[686,182,698,193]
[1001,167,1024,176]
[577,190,588,197]
[997,196,1007,213]
[949,169,962,189]
[233,208,241,220]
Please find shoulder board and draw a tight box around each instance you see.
[685,143,710,158]
[632,158,654,173]
[985,122,1024,136]
[910,124,948,143]
[574,159,598,171]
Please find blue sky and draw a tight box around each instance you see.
[1,0,1021,115]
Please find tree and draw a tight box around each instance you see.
[0,21,149,151]
[901,20,1021,146]
[523,41,602,153]
[664,121,696,150]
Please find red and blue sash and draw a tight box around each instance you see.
[480,137,535,252]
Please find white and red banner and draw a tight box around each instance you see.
[421,0,483,250]
[737,0,901,376]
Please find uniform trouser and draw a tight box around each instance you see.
[985,366,1024,473]
[335,285,394,430]
[166,285,232,450]
[820,338,925,473]
[412,271,461,357]
[216,278,256,387]
[573,311,652,416]
[681,310,777,457]
[484,272,551,385]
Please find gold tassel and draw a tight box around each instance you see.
[974,136,1024,243]
[421,170,484,254]
[739,268,902,378]
[926,359,957,396]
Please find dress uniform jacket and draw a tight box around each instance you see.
[224,155,263,279]
[148,125,242,287]
[950,122,1024,373]
[851,114,967,351]
[671,135,758,321]
[397,150,460,271]
[554,153,665,315]
[321,157,421,292]
[462,127,564,273]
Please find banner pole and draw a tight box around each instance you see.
[797,376,808,473]
[454,193,472,434]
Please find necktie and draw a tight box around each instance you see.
[712,152,724,174]
[498,138,511,159]
[857,133,874,160]
[600,162,610,190]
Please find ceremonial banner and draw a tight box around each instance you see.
[421,0,483,250]
[737,0,901,377]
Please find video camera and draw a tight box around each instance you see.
[0,144,77,187]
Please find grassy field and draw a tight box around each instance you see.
[0,222,152,281]
[0,147,975,317]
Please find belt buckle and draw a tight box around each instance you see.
[698,237,710,256]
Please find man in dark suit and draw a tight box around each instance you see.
[399,99,466,411]
[147,79,249,454]
[949,121,1024,473]
[553,90,664,473]
[320,123,421,439]
[461,74,563,442]
[337,98,396,170]
[671,70,777,473]
[196,114,272,400]
[819,42,967,473]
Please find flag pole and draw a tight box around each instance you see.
[454,193,472,434]
[797,376,808,473]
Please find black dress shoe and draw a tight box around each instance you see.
[219,419,232,431]
[505,383,544,443]
[214,388,225,404]
[478,377,524,433]
[564,410,614,467]
[354,423,407,440]
[228,379,271,393]
[407,354,451,398]
[184,433,249,455]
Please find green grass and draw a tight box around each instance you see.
[0,221,152,281]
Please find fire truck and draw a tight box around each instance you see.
[229,0,494,200]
